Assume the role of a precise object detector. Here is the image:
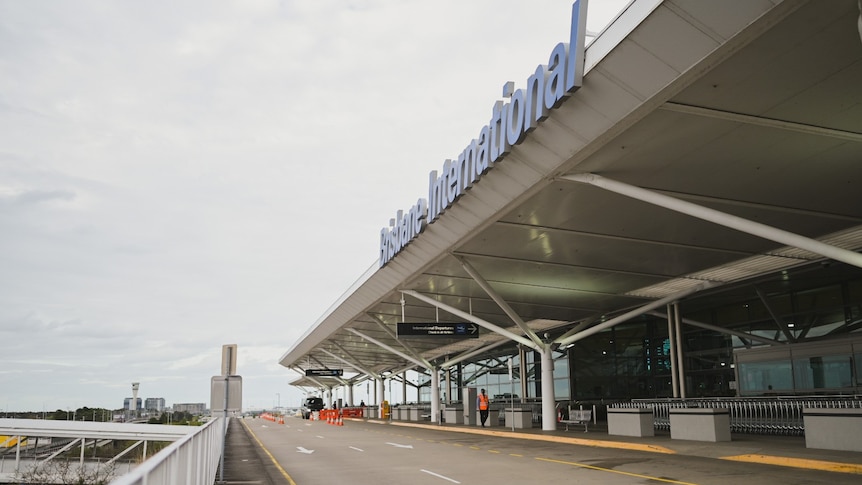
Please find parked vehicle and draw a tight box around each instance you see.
[301,397,324,419]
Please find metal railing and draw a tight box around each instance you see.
[614,396,862,436]
[109,417,224,485]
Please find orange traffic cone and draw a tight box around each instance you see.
[337,415,343,426]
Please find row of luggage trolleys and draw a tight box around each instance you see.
[613,397,862,436]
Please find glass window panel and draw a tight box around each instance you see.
[793,355,852,389]
[554,378,569,399]
[737,359,793,395]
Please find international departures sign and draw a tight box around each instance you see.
[305,369,344,377]
[397,322,480,338]
[379,0,589,267]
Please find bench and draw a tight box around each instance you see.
[560,407,591,432]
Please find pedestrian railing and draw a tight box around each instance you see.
[109,417,224,485]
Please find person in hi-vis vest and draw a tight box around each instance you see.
[477,388,490,427]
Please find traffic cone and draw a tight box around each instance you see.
[337,415,343,426]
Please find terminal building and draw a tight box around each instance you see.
[279,0,862,436]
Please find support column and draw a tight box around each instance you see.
[668,304,679,398]
[519,346,528,403]
[377,377,385,418]
[431,368,441,423]
[348,385,354,407]
[445,368,452,404]
[402,372,407,404]
[540,346,556,431]
[674,302,686,399]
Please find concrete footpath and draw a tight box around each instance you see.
[217,417,291,485]
[379,418,862,475]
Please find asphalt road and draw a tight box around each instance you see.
[240,417,862,485]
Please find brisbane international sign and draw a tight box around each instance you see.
[379,1,589,267]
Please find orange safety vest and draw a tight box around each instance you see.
[478,393,489,410]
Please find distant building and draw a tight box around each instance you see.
[173,403,206,415]
[145,398,166,412]
[123,398,142,411]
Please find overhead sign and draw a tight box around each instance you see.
[305,368,343,377]
[379,0,588,267]
[397,322,480,338]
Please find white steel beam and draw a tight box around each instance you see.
[454,255,545,348]
[647,311,783,347]
[440,338,511,369]
[562,173,862,269]
[318,348,376,377]
[368,313,428,364]
[401,290,543,352]
[347,328,431,370]
[555,283,715,347]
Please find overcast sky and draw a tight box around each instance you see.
[0,0,630,414]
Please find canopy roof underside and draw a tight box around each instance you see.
[281,0,862,385]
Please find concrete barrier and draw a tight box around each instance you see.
[669,408,730,442]
[444,407,463,424]
[502,408,532,429]
[608,407,654,437]
[803,408,862,452]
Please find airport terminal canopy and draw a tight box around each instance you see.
[280,0,862,392]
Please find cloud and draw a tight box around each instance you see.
[0,0,630,412]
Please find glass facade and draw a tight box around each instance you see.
[418,266,862,403]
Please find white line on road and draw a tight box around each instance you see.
[421,469,460,483]
[349,446,364,452]
[316,435,325,439]
[385,442,413,449]
[296,447,314,454]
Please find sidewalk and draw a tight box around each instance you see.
[358,418,862,475]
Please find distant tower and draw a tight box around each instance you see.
[131,382,140,416]
[221,344,237,376]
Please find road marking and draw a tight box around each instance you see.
[536,457,697,485]
[722,454,862,474]
[297,447,314,454]
[509,453,523,457]
[239,419,298,485]
[421,469,460,483]
[389,420,676,454]
[316,435,324,439]
[386,442,414,449]
[488,450,500,454]
[349,446,364,452]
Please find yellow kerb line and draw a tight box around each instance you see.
[536,457,699,485]
[722,454,862,475]
[240,419,299,485]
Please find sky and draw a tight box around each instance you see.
[0,0,631,414]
